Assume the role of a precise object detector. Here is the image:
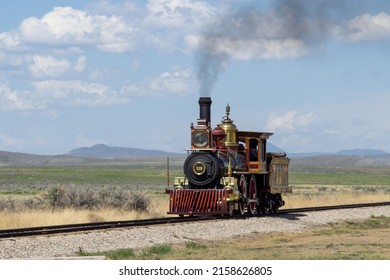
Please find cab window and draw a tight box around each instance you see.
[249,139,258,161]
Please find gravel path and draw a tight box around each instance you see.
[1,206,390,259]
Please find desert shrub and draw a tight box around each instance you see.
[45,186,68,209]
[98,187,128,209]
[23,197,44,210]
[1,186,152,212]
[0,197,16,211]
[75,188,99,209]
[127,191,151,212]
[42,186,151,212]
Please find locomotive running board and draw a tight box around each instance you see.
[166,189,232,216]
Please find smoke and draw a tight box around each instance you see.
[196,0,347,97]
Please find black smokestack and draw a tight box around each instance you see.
[198,97,212,125]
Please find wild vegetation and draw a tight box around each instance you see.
[0,162,390,229]
[80,216,390,260]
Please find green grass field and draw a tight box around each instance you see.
[1,163,390,259]
[82,216,390,260]
[0,163,389,228]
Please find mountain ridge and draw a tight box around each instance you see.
[67,143,184,158]
[0,144,389,166]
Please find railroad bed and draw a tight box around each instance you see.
[1,205,390,259]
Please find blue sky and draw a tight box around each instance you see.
[1,0,390,155]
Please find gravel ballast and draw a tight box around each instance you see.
[1,206,390,259]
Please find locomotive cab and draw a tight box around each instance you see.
[237,131,271,174]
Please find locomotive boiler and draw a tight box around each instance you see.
[166,97,291,216]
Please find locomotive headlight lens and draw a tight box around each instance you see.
[192,131,208,147]
[193,161,206,176]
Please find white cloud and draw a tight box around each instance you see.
[29,55,87,78]
[148,68,193,94]
[86,0,138,16]
[0,31,21,49]
[121,67,196,96]
[265,111,317,132]
[33,80,128,107]
[337,12,390,42]
[185,7,316,61]
[187,36,309,60]
[74,55,86,72]
[0,83,43,110]
[29,55,71,78]
[17,7,137,53]
[0,79,129,111]
[145,0,216,29]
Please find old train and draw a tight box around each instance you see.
[166,97,291,216]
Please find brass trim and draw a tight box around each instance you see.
[193,161,206,176]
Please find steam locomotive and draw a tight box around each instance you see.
[166,97,291,216]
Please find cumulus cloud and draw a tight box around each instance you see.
[17,6,137,52]
[33,80,128,107]
[145,0,217,29]
[29,55,71,78]
[0,31,21,49]
[187,36,309,61]
[337,12,390,42]
[0,83,42,110]
[28,55,87,78]
[121,67,196,97]
[265,111,317,132]
[0,79,129,111]
[74,55,87,72]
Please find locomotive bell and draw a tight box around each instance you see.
[219,103,238,147]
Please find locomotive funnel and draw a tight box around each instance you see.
[198,97,212,125]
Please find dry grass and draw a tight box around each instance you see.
[0,199,169,230]
[284,184,390,208]
[87,216,390,260]
[165,216,390,260]
[1,186,389,229]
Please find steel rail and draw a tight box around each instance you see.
[1,201,389,239]
[278,201,390,214]
[0,216,210,239]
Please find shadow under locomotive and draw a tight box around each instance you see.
[166,97,291,216]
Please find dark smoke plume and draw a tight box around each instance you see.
[196,0,348,97]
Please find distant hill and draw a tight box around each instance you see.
[0,150,101,165]
[67,144,184,158]
[289,148,389,158]
[290,154,390,167]
[288,148,390,167]
[336,148,389,156]
[0,144,185,166]
[1,144,390,167]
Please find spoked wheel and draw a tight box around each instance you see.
[248,175,258,215]
[238,175,247,215]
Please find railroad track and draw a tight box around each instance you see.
[0,216,210,239]
[1,201,389,239]
[278,201,390,215]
